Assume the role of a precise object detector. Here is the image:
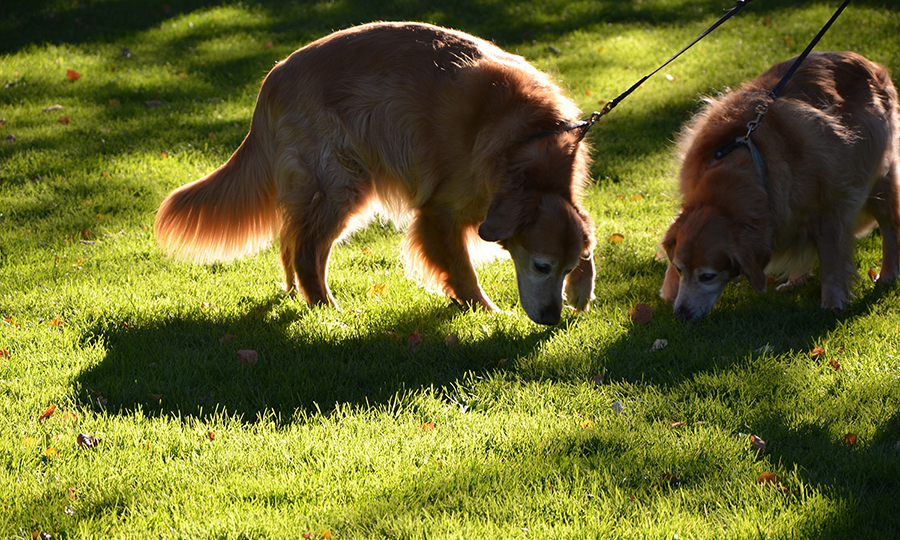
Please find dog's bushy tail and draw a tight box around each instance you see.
[155,111,279,264]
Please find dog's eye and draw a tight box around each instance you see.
[698,272,718,284]
[534,262,552,275]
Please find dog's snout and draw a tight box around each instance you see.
[537,306,561,326]
[674,304,702,321]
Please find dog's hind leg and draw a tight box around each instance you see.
[406,205,498,311]
[277,151,375,307]
[866,162,900,286]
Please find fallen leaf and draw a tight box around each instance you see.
[408,331,423,353]
[66,69,80,82]
[219,334,234,343]
[444,334,458,348]
[45,447,60,458]
[608,233,625,244]
[581,418,593,430]
[845,433,857,446]
[4,317,18,327]
[148,393,163,401]
[629,303,652,325]
[67,487,77,501]
[23,436,35,447]
[650,338,667,351]
[39,404,56,422]
[750,435,767,455]
[811,346,825,357]
[265,41,273,48]
[420,422,434,431]
[51,318,62,327]
[57,116,70,124]
[237,349,258,366]
[828,359,841,371]
[76,433,102,449]
[630,194,644,201]
[206,431,216,441]
[0,348,9,358]
[611,402,625,415]
[321,530,332,540]
[757,472,781,485]
[592,373,604,388]
[670,421,686,429]
[367,282,388,297]
[661,472,681,487]
[868,268,879,282]
[108,98,120,107]
[32,531,55,540]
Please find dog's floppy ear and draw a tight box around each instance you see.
[478,189,539,242]
[733,220,771,294]
[741,257,769,294]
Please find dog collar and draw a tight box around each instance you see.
[714,135,767,189]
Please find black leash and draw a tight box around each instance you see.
[569,0,755,140]
[715,0,852,162]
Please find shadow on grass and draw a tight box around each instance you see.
[1,0,816,54]
[74,296,553,422]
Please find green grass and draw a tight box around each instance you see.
[3,0,900,538]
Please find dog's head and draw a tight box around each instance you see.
[478,131,595,325]
[661,205,769,320]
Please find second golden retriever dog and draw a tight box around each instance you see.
[661,51,900,320]
[155,22,596,325]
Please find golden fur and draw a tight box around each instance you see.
[155,22,596,325]
[661,51,900,320]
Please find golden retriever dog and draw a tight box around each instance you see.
[661,51,900,320]
[155,22,596,325]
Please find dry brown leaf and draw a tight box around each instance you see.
[608,233,625,244]
[757,472,781,485]
[237,349,258,366]
[408,331,423,353]
[39,404,56,422]
[629,303,652,325]
[76,433,102,449]
[750,434,766,455]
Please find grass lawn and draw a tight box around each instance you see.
[2,0,900,538]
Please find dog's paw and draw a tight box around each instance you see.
[660,264,680,303]
[565,257,595,311]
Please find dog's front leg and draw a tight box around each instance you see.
[564,255,595,311]
[407,208,499,312]
[813,217,854,310]
[660,262,680,303]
